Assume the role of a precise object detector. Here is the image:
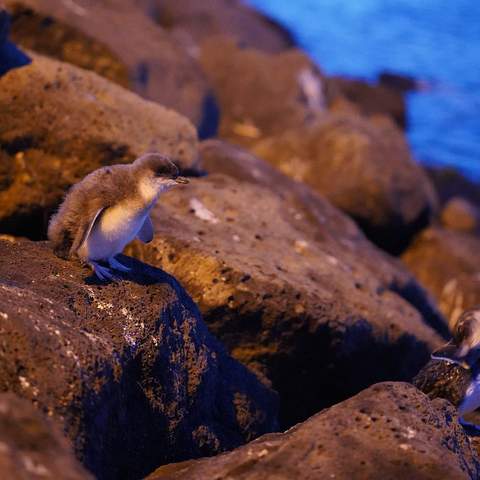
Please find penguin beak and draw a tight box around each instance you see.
[175,177,189,184]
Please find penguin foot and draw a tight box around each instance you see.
[89,261,117,282]
[108,256,131,272]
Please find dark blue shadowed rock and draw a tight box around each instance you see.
[0,238,278,480]
[0,10,31,76]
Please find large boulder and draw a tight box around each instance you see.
[140,0,294,53]
[0,237,278,480]
[4,0,211,128]
[199,36,326,147]
[147,382,480,480]
[0,53,197,239]
[127,142,447,427]
[251,113,438,253]
[0,392,91,480]
[402,227,480,327]
[7,3,129,87]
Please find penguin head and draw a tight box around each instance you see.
[432,307,480,368]
[133,153,189,200]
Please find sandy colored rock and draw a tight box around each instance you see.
[0,52,197,238]
[4,0,211,127]
[402,227,480,328]
[251,113,438,253]
[0,393,91,480]
[141,0,294,53]
[199,36,326,146]
[0,238,278,479]
[127,154,447,426]
[147,382,480,480]
[441,197,479,232]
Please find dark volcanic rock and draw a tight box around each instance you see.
[327,76,407,128]
[0,53,197,239]
[402,227,480,327]
[199,36,326,147]
[126,157,447,427]
[413,358,472,411]
[7,3,130,87]
[0,8,31,76]
[379,71,422,92]
[142,0,294,53]
[4,0,211,127]
[147,382,480,480]
[251,113,438,254]
[427,167,480,209]
[0,237,278,480]
[0,392,91,480]
[441,197,479,233]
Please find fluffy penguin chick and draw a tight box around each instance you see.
[48,153,188,280]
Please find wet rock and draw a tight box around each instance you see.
[0,392,91,480]
[126,160,447,427]
[441,197,479,233]
[0,8,31,76]
[4,0,211,127]
[0,237,278,480]
[251,113,438,254]
[147,382,480,480]
[327,76,407,128]
[0,52,197,239]
[142,0,294,53]
[7,3,130,87]
[402,228,480,328]
[199,36,326,147]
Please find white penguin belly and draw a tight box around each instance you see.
[459,374,480,416]
[85,204,147,261]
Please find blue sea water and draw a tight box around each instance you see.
[248,0,480,180]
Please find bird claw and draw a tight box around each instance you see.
[108,256,131,272]
[89,261,118,282]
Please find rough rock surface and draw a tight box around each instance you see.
[127,144,447,427]
[0,52,197,239]
[0,392,91,480]
[402,227,480,328]
[413,358,471,411]
[141,0,294,53]
[199,36,326,147]
[327,76,407,128]
[7,3,130,88]
[0,237,278,480]
[441,197,479,233]
[251,113,438,253]
[4,0,211,127]
[147,382,480,480]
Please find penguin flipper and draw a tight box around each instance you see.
[431,341,469,368]
[137,215,154,243]
[70,207,106,258]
